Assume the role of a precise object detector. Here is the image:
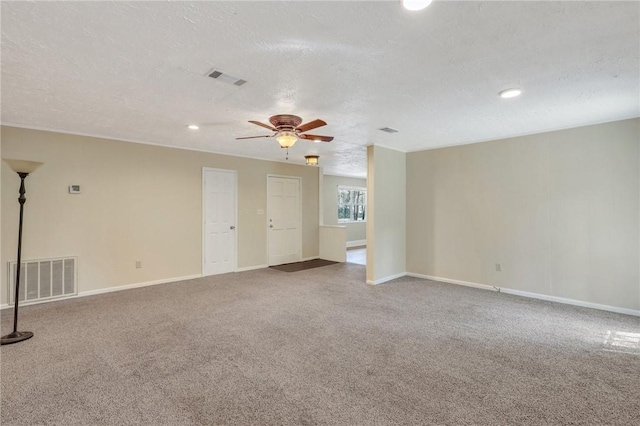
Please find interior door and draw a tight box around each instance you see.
[203,168,236,275]
[268,176,301,266]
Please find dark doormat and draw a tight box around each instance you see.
[270,259,339,272]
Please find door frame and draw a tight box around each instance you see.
[202,167,238,276]
[266,174,303,266]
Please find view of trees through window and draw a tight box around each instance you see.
[338,187,366,222]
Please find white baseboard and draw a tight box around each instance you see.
[499,287,640,317]
[406,272,640,317]
[1,274,203,310]
[367,272,407,285]
[301,256,320,262]
[406,273,495,292]
[78,274,203,298]
[236,264,268,272]
[346,240,367,248]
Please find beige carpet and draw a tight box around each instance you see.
[1,263,639,425]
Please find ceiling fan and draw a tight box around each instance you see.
[237,114,334,149]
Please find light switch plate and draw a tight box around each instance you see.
[68,185,81,194]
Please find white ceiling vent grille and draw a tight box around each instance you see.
[8,257,77,305]
[379,127,399,133]
[207,69,247,86]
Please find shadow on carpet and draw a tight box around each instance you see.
[270,259,338,272]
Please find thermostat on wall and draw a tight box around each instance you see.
[68,185,81,194]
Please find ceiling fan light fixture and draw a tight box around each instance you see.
[403,0,433,11]
[305,155,319,166]
[276,131,298,148]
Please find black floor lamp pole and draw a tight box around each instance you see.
[2,159,42,346]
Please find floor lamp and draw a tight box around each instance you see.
[1,159,43,346]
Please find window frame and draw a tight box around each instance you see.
[337,185,367,223]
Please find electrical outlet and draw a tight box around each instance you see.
[136,261,142,269]
[495,263,502,272]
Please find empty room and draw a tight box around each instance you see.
[1,1,639,425]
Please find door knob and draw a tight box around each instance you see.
[230,226,236,230]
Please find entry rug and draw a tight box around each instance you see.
[270,259,338,272]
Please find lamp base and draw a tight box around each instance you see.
[1,331,34,345]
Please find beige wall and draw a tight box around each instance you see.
[367,145,406,283]
[1,126,319,304]
[407,118,640,311]
[322,174,366,243]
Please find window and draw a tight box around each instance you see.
[338,186,366,222]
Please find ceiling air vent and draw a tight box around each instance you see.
[207,69,247,86]
[379,127,399,133]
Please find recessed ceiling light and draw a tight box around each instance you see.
[187,124,199,130]
[403,0,433,11]
[499,88,522,99]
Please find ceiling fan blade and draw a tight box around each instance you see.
[297,119,326,133]
[248,120,277,131]
[236,135,274,140]
[300,134,333,142]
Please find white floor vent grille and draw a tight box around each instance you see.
[8,257,77,304]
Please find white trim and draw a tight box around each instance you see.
[366,272,406,285]
[406,273,495,292]
[266,174,303,266]
[338,185,367,191]
[323,172,367,179]
[1,274,202,310]
[319,167,324,226]
[301,256,320,262]
[347,240,367,248]
[406,273,640,317]
[78,274,202,297]
[202,167,238,276]
[403,115,640,153]
[0,122,314,168]
[236,264,268,272]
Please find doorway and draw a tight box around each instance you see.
[267,175,302,266]
[203,168,237,276]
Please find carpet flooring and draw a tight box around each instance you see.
[269,259,338,272]
[1,263,639,425]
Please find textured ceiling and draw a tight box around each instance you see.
[1,1,638,177]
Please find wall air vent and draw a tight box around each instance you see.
[379,127,399,133]
[207,69,247,86]
[8,257,77,305]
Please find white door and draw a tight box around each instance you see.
[268,176,302,266]
[203,168,236,275]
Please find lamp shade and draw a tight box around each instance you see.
[276,131,298,148]
[3,159,43,174]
